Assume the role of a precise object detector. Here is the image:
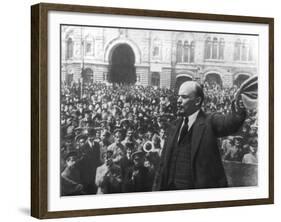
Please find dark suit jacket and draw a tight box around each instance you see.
[153,108,246,191]
[76,141,101,187]
[122,166,153,193]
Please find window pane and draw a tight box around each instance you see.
[234,39,241,60]
[241,42,247,61]
[212,38,218,59]
[219,39,224,60]
[190,41,195,63]
[66,38,73,59]
[176,41,183,62]
[86,42,91,53]
[205,38,211,59]
[183,41,189,62]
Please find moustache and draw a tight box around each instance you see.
[176,104,184,115]
[177,103,183,109]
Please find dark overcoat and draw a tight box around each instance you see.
[76,141,101,194]
[153,108,246,190]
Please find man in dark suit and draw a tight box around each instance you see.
[76,129,101,194]
[153,81,246,191]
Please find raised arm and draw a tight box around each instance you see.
[211,100,246,138]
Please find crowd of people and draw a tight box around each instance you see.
[203,81,258,164]
[60,80,258,196]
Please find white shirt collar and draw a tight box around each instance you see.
[177,110,200,142]
[88,140,93,148]
[188,110,200,130]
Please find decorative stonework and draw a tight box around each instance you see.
[61,26,258,89]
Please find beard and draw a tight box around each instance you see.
[177,104,185,116]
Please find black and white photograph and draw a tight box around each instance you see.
[60,25,259,196]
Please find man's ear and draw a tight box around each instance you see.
[195,97,201,106]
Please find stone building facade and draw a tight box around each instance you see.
[61,26,258,89]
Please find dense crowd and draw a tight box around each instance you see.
[203,81,258,164]
[60,80,258,196]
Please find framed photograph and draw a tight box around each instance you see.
[31,3,274,219]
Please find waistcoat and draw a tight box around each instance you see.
[167,126,194,189]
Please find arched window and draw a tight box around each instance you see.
[241,40,248,61]
[86,42,91,54]
[153,46,159,57]
[152,38,161,58]
[183,41,189,62]
[234,39,241,61]
[176,40,183,63]
[205,73,223,87]
[219,38,225,59]
[205,37,211,59]
[85,36,94,56]
[212,37,218,59]
[66,38,74,59]
[190,41,195,63]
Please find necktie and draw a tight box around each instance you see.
[178,117,189,144]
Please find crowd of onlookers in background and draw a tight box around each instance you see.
[60,80,258,196]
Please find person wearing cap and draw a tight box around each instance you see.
[79,110,93,128]
[61,151,85,196]
[107,128,126,165]
[99,129,111,163]
[75,131,101,195]
[75,134,88,150]
[222,137,240,162]
[121,129,137,150]
[153,81,246,191]
[95,150,122,194]
[122,148,153,193]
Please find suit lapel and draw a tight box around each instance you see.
[157,118,182,189]
[164,118,182,161]
[191,110,206,163]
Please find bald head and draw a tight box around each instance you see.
[177,81,204,116]
[179,81,204,102]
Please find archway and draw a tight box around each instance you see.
[234,74,250,87]
[109,44,136,84]
[81,68,93,85]
[175,74,193,91]
[205,73,222,88]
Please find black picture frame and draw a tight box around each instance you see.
[31,3,274,219]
